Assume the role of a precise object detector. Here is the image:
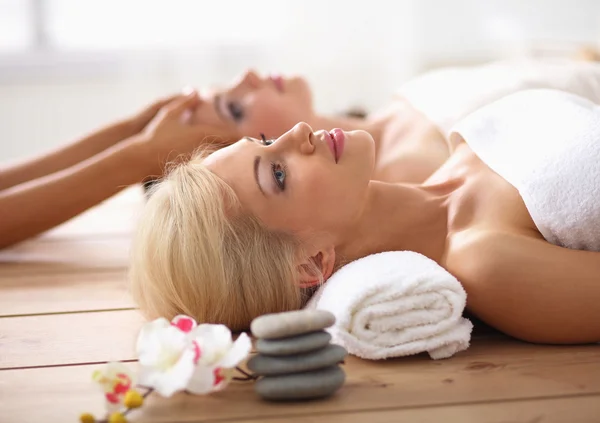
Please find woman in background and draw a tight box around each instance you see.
[1,58,599,248]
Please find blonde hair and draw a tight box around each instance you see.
[129,151,313,331]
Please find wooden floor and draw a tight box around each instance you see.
[1,187,599,423]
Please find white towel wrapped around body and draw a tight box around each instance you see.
[305,251,473,360]
[451,89,600,251]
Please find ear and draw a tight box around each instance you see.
[297,246,336,289]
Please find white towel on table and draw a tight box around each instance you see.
[305,251,473,360]
[451,89,600,251]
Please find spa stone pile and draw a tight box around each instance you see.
[249,310,347,401]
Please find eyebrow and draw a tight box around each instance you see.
[254,155,266,196]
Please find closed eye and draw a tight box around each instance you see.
[227,101,244,122]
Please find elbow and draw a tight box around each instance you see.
[469,300,600,345]
[501,321,600,345]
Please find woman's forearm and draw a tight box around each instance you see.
[0,119,138,191]
[0,138,150,249]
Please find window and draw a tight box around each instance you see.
[0,0,292,52]
[0,0,35,51]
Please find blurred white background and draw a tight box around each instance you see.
[1,0,599,161]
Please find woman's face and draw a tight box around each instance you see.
[192,70,314,139]
[204,122,376,246]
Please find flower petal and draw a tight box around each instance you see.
[192,324,232,348]
[105,392,121,404]
[171,315,197,333]
[93,362,134,393]
[186,364,216,395]
[216,332,252,368]
[138,348,196,397]
[190,324,233,365]
[138,325,188,367]
[212,368,235,392]
[191,340,202,365]
[105,362,134,381]
[136,318,171,364]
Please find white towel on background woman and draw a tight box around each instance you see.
[400,58,600,137]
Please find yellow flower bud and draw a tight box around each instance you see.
[79,413,95,423]
[108,412,127,423]
[124,389,144,408]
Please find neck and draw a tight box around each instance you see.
[336,180,457,268]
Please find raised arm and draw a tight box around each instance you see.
[454,231,600,344]
[0,94,181,191]
[0,92,229,249]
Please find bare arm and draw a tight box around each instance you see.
[0,91,217,249]
[0,139,149,249]
[0,95,179,191]
[455,231,600,344]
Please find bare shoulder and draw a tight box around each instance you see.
[445,228,600,344]
[447,227,600,280]
[446,227,600,293]
[443,228,512,283]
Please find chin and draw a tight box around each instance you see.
[350,129,375,147]
[288,76,312,104]
[351,130,376,169]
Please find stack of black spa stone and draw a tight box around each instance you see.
[249,310,347,401]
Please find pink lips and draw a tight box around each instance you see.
[270,75,284,92]
[325,128,345,163]
[330,128,345,162]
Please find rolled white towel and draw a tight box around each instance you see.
[305,251,473,360]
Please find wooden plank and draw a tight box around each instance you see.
[0,237,131,276]
[241,396,600,423]
[0,186,144,276]
[0,270,134,317]
[1,340,600,422]
[0,310,144,369]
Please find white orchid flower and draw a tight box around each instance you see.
[136,315,251,397]
[92,361,134,410]
[186,324,252,394]
[136,316,200,397]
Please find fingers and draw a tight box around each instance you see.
[150,94,183,111]
[147,86,197,116]
[165,91,202,118]
[152,85,197,109]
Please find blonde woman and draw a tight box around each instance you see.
[185,58,600,184]
[3,58,598,248]
[130,87,600,345]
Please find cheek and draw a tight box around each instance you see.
[244,98,304,137]
[295,173,361,228]
[191,104,222,127]
[289,79,312,109]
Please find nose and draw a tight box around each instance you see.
[239,69,262,89]
[278,122,315,155]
